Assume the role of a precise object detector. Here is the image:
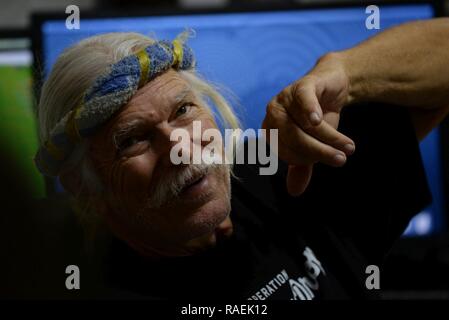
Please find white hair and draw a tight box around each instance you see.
[37,32,241,232]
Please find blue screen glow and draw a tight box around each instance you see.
[40,4,444,236]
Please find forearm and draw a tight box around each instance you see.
[339,18,449,109]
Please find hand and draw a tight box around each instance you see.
[262,53,356,196]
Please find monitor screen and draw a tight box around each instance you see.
[37,3,444,236]
[0,36,45,198]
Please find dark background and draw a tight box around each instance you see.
[0,0,448,300]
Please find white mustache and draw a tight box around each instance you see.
[146,163,222,209]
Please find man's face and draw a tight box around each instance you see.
[89,70,232,256]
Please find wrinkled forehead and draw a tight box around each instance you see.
[94,70,201,137]
[127,70,195,111]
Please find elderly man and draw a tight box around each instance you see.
[36,18,449,299]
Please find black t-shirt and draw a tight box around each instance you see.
[103,103,431,300]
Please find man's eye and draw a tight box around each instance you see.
[175,103,193,117]
[118,136,141,150]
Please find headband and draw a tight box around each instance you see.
[35,39,195,176]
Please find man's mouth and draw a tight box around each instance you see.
[184,174,205,189]
[180,171,210,198]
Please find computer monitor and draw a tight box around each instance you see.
[32,1,445,236]
[0,31,45,198]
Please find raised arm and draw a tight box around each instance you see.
[341,18,449,139]
[262,18,449,196]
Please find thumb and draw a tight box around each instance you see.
[286,164,314,197]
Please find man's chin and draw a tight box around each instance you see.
[178,195,232,242]
[176,169,232,242]
[184,216,233,254]
[125,196,232,257]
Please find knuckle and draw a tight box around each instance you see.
[275,92,286,105]
[292,82,308,98]
[292,81,315,105]
[266,100,277,115]
[266,101,285,119]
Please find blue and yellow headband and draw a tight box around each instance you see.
[35,39,196,177]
